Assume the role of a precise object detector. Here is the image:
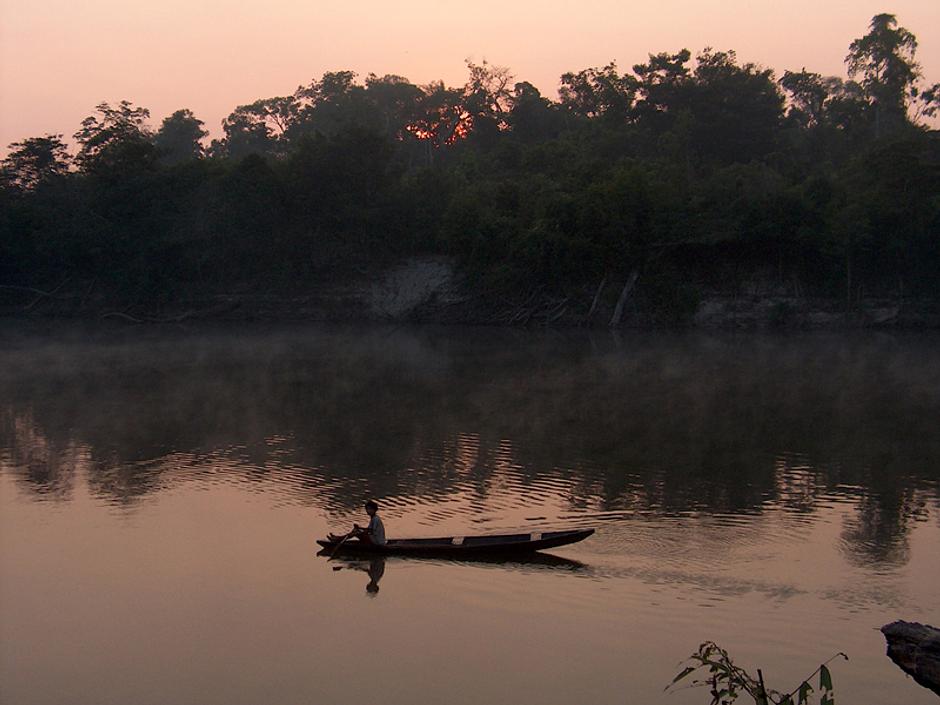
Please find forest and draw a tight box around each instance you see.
[2,13,939,324]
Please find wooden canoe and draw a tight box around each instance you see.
[316,528,594,556]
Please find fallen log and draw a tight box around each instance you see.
[881,620,940,695]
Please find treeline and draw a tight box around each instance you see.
[2,13,939,317]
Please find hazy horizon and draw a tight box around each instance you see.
[1,0,938,150]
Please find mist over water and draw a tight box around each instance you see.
[2,323,939,705]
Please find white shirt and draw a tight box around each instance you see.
[368,514,386,545]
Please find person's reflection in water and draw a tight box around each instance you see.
[365,557,385,596]
[334,556,387,597]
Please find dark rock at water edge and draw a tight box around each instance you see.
[881,620,940,696]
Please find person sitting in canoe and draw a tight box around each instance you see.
[329,500,386,546]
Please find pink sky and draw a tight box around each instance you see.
[1,0,938,149]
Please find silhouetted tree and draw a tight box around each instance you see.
[632,49,692,128]
[408,81,471,158]
[364,74,424,140]
[462,60,514,144]
[507,81,563,142]
[780,69,829,127]
[819,77,869,131]
[559,62,637,121]
[913,82,940,124]
[72,100,156,177]
[1,135,71,191]
[154,109,208,164]
[219,97,298,158]
[846,13,920,135]
[688,49,784,163]
[289,71,374,138]
[295,70,359,109]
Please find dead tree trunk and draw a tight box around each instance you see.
[585,274,607,321]
[609,270,639,328]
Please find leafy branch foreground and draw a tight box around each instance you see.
[668,642,849,705]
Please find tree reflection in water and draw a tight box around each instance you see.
[2,325,939,569]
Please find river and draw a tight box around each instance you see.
[2,323,938,705]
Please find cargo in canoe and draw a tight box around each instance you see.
[317,528,594,556]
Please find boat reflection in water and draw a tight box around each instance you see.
[318,549,587,597]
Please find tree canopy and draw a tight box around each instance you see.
[2,13,939,319]
[847,13,920,134]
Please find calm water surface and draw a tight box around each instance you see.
[2,323,939,705]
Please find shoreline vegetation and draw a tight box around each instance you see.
[671,624,940,703]
[2,13,939,329]
[2,256,939,328]
[668,642,849,705]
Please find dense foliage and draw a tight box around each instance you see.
[2,14,939,313]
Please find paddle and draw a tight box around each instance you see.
[328,532,353,562]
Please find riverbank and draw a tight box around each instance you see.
[3,256,939,329]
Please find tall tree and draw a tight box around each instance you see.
[1,135,71,191]
[688,49,784,163]
[780,69,829,127]
[154,109,208,164]
[364,74,424,140]
[295,70,359,109]
[846,13,920,135]
[220,97,298,158]
[463,60,514,140]
[632,49,692,127]
[818,77,869,131]
[507,81,562,142]
[73,101,153,173]
[290,71,372,138]
[559,63,637,122]
[407,82,471,155]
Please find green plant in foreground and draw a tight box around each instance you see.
[667,641,849,705]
